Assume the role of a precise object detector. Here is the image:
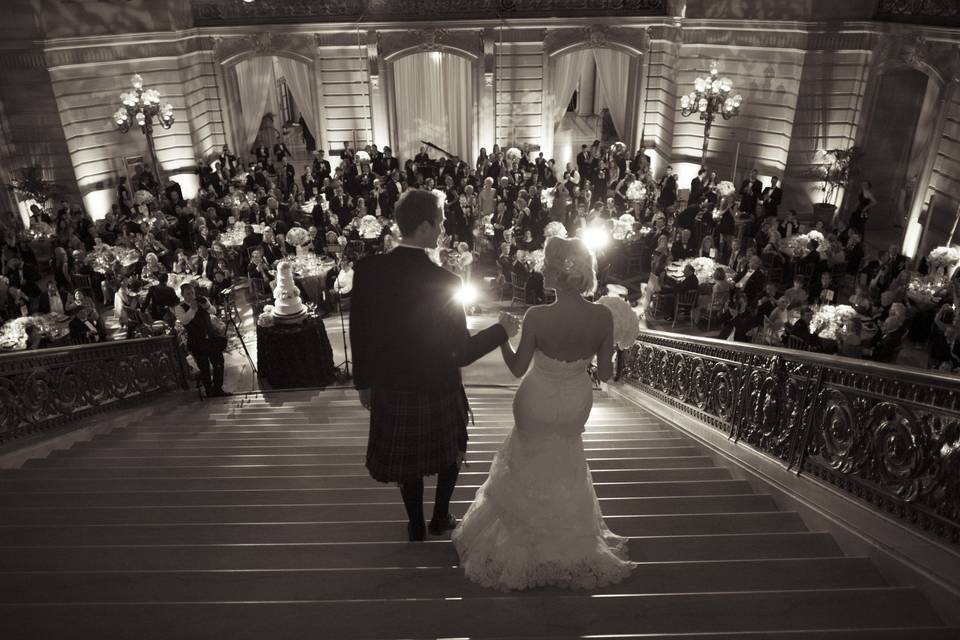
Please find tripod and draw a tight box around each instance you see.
[332,285,352,384]
[222,285,257,378]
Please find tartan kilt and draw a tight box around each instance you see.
[366,386,469,483]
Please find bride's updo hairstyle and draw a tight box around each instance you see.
[543,236,597,295]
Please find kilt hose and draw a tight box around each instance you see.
[366,386,471,483]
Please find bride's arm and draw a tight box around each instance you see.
[596,308,615,383]
[500,310,536,378]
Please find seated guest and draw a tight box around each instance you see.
[698,235,716,259]
[36,281,67,315]
[209,267,234,305]
[863,316,904,363]
[671,264,699,293]
[719,291,757,342]
[779,210,800,238]
[845,233,864,275]
[24,324,51,350]
[670,228,695,260]
[848,283,873,315]
[261,227,284,265]
[810,272,836,305]
[247,249,272,282]
[171,250,193,275]
[783,277,808,308]
[192,245,218,280]
[735,255,766,304]
[240,224,262,253]
[880,270,908,309]
[797,240,824,280]
[768,296,790,326]
[756,283,779,319]
[784,306,822,349]
[4,285,29,319]
[837,317,864,359]
[68,306,104,344]
[143,272,179,323]
[141,252,166,281]
[114,278,144,338]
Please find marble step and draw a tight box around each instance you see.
[55,437,690,457]
[0,494,779,525]
[0,511,810,546]
[0,588,943,639]
[0,532,846,571]
[0,558,887,603]
[23,447,705,467]
[0,479,756,507]
[0,467,734,492]
[4,456,720,477]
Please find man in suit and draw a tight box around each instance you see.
[253,143,270,166]
[736,255,767,304]
[351,189,520,542]
[193,245,219,280]
[740,169,762,217]
[658,166,678,211]
[689,168,707,204]
[761,176,782,218]
[313,150,332,183]
[220,145,240,177]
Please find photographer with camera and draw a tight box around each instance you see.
[174,282,231,398]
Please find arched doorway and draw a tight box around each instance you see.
[384,49,479,165]
[857,65,941,252]
[221,52,322,167]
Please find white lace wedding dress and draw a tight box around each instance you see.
[452,351,636,591]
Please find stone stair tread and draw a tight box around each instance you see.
[0,558,887,602]
[0,588,944,639]
[0,480,755,507]
[0,512,810,545]
[0,532,847,570]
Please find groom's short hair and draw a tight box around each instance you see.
[395,190,441,236]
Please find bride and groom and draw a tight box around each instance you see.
[350,189,634,590]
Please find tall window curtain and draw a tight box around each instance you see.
[592,49,631,138]
[277,58,321,150]
[235,57,274,151]
[552,50,591,124]
[393,52,474,162]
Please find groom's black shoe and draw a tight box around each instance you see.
[428,514,458,536]
[408,521,426,542]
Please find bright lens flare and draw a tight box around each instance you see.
[582,226,610,251]
[455,283,478,306]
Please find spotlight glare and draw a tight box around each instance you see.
[583,226,609,251]
[455,283,478,306]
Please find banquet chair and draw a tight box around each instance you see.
[830,264,848,295]
[784,334,808,351]
[798,262,817,288]
[705,292,728,331]
[510,272,528,307]
[544,289,557,304]
[248,277,273,316]
[673,290,699,328]
[70,273,95,299]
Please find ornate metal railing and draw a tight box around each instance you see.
[191,0,667,26]
[0,337,189,449]
[875,0,960,27]
[622,330,960,544]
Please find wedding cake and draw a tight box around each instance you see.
[271,261,307,323]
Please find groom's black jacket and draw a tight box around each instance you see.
[351,246,507,392]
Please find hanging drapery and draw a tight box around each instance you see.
[235,57,274,152]
[592,49,631,139]
[393,52,474,162]
[277,57,321,151]
[552,50,591,125]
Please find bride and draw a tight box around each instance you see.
[452,236,636,590]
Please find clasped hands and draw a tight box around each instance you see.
[498,311,521,338]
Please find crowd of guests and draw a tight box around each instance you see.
[0,132,954,377]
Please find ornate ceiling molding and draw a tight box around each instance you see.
[191,0,667,26]
[211,32,315,65]
[380,28,482,62]
[544,25,649,57]
[872,32,959,86]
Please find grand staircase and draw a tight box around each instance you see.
[0,387,955,639]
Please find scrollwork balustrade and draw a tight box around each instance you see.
[621,330,960,544]
[0,336,189,449]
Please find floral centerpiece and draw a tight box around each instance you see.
[505,147,522,162]
[525,249,545,273]
[481,214,495,237]
[285,226,310,246]
[780,231,828,259]
[810,304,858,341]
[612,218,635,241]
[625,181,646,203]
[673,257,721,284]
[598,295,640,349]
[133,190,154,206]
[544,221,568,239]
[928,245,960,276]
[716,180,736,198]
[908,273,948,306]
[540,187,556,210]
[355,150,371,164]
[22,221,54,241]
[357,215,383,240]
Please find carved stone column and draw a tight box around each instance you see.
[577,55,596,117]
[311,35,330,155]
[210,36,239,154]
[366,31,391,150]
[480,28,496,155]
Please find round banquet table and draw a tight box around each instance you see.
[256,314,336,389]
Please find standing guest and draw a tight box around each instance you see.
[739,170,762,217]
[735,255,766,304]
[689,168,707,204]
[783,276,809,308]
[350,189,518,541]
[657,166,678,211]
[847,180,876,238]
[760,176,782,218]
[784,306,822,349]
[143,272,179,323]
[175,282,230,398]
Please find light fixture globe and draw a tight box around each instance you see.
[679,62,743,163]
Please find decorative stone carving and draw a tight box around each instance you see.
[544,25,647,57]
[412,28,449,52]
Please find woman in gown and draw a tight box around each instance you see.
[452,236,636,591]
[847,180,876,238]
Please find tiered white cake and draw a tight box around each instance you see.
[271,260,307,323]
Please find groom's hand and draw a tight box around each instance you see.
[358,388,371,410]
[498,312,520,338]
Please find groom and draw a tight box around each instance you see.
[351,189,520,541]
